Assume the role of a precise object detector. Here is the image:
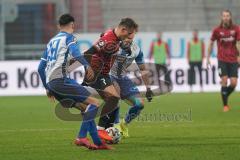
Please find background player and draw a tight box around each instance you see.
[38,14,111,150]
[187,29,205,92]
[207,10,240,112]
[82,18,139,140]
[149,32,171,92]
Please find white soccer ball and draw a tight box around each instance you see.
[105,127,121,144]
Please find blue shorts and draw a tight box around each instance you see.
[111,76,140,99]
[47,78,90,104]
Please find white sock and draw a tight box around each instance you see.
[97,126,105,130]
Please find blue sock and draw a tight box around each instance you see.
[125,98,144,124]
[78,121,89,138]
[84,104,102,145]
[84,104,99,121]
[89,120,102,145]
[78,104,98,138]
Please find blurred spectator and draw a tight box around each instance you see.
[187,29,204,92]
[149,33,171,92]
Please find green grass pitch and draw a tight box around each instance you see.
[0,93,240,160]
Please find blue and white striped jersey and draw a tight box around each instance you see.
[41,31,80,83]
[110,41,144,77]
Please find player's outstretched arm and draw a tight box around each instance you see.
[135,49,153,102]
[138,64,153,102]
[38,49,49,90]
[138,64,150,89]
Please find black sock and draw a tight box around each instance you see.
[105,110,117,128]
[98,107,119,129]
[227,86,235,96]
[221,86,228,106]
[98,115,110,129]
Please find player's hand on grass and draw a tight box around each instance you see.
[46,90,55,103]
[146,88,154,102]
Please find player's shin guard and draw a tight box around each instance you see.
[221,86,228,106]
[125,101,144,124]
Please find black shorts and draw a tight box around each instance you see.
[218,60,238,78]
[89,74,113,91]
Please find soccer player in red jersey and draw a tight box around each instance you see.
[83,18,138,140]
[207,10,240,112]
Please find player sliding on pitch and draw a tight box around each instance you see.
[38,14,111,150]
[207,10,240,112]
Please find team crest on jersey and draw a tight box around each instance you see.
[230,30,235,35]
[97,40,105,48]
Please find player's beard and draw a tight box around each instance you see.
[220,19,233,28]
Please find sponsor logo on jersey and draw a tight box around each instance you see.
[220,36,235,42]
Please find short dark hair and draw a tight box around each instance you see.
[118,17,138,31]
[58,14,75,26]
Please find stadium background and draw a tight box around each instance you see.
[0,0,240,95]
[1,1,240,160]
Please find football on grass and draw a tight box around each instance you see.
[105,127,121,144]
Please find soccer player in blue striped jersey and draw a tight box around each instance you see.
[98,31,154,137]
[38,14,111,150]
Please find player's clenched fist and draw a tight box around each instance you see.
[146,88,154,102]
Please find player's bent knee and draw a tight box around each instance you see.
[85,96,100,107]
[135,98,144,110]
[230,78,237,88]
[221,80,228,86]
[230,82,237,88]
